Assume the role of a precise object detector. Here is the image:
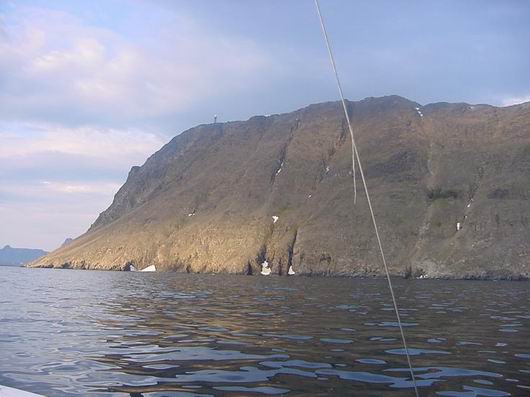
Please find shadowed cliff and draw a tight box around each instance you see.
[30,96,530,278]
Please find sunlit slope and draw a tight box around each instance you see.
[31,96,530,278]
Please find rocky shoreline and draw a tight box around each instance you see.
[27,261,529,281]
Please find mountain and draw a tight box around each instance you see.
[61,238,73,248]
[1,245,47,266]
[30,96,530,279]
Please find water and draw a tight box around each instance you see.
[0,267,529,396]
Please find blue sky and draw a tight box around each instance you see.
[1,0,529,250]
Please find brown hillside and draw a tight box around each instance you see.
[31,96,530,278]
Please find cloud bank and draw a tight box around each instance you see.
[0,5,274,128]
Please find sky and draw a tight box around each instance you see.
[1,0,529,250]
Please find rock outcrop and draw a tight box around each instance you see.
[60,238,73,248]
[30,96,530,278]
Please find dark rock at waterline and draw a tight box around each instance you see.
[30,96,530,279]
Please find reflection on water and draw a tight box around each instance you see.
[0,267,529,396]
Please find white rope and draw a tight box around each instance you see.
[313,1,357,204]
[313,1,419,396]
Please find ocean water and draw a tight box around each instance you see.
[0,267,529,396]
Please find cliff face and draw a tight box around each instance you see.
[30,96,530,278]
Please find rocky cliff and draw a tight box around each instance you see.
[30,96,530,278]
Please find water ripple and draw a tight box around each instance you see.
[0,268,528,396]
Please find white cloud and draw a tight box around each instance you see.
[501,95,530,107]
[0,122,164,166]
[0,121,165,249]
[40,180,121,195]
[0,179,121,203]
[0,200,106,251]
[0,179,122,250]
[0,5,274,127]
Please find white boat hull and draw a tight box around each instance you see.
[0,385,44,397]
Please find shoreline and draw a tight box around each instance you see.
[19,264,530,281]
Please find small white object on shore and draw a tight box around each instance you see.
[260,261,271,275]
[275,162,284,175]
[272,216,279,224]
[288,265,295,275]
[141,265,156,272]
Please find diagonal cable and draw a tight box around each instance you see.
[313,1,420,395]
